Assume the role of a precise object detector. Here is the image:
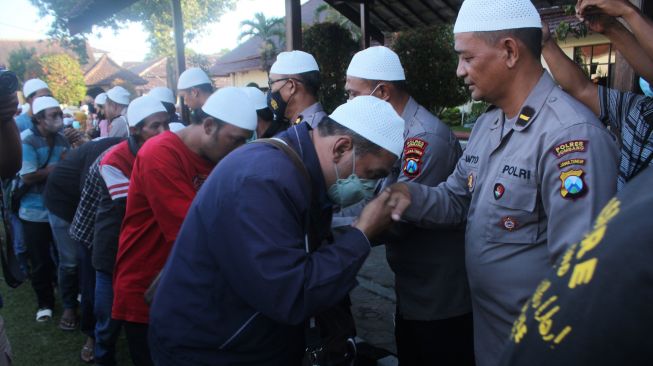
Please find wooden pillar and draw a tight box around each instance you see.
[171,0,189,122]
[285,0,302,51]
[360,2,371,49]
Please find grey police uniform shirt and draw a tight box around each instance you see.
[401,72,619,366]
[339,97,472,321]
[296,102,327,128]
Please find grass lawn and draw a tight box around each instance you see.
[0,279,131,365]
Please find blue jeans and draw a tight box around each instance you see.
[94,271,122,366]
[9,213,28,275]
[48,212,79,310]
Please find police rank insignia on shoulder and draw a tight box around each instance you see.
[559,169,587,200]
[293,116,303,125]
[516,106,535,127]
[552,140,588,159]
[402,138,428,179]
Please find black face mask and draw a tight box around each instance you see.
[267,90,288,122]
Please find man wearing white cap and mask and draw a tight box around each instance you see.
[343,45,473,365]
[18,96,70,322]
[379,0,619,364]
[148,96,403,365]
[94,92,109,137]
[91,95,169,366]
[14,78,52,132]
[177,67,213,123]
[104,86,131,138]
[112,87,256,365]
[267,50,326,130]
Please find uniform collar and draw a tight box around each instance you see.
[294,102,324,125]
[278,122,332,211]
[488,71,555,132]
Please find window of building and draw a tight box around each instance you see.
[574,43,616,87]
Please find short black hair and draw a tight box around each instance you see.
[30,110,46,125]
[192,83,214,95]
[317,116,382,156]
[192,108,226,130]
[366,79,407,93]
[296,70,321,98]
[475,28,543,59]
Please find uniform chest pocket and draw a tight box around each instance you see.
[486,178,539,244]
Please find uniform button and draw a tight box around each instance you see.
[549,97,557,103]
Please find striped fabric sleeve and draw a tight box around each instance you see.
[99,164,130,200]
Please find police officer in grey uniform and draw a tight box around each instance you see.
[343,46,473,365]
[267,50,326,131]
[379,1,619,365]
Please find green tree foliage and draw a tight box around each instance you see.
[393,24,468,114]
[313,4,361,41]
[303,22,358,113]
[239,12,285,72]
[28,54,86,105]
[30,0,236,60]
[8,46,36,82]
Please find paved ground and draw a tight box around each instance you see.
[350,245,398,363]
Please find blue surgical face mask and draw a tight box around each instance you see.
[72,121,81,129]
[327,147,379,207]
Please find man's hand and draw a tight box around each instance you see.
[354,190,395,240]
[0,92,18,123]
[576,0,634,19]
[385,183,412,222]
[542,21,553,45]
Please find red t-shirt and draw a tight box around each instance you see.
[112,131,213,323]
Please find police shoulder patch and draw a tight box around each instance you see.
[559,169,588,200]
[558,158,586,169]
[402,138,428,179]
[552,140,588,159]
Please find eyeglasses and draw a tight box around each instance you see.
[267,77,302,90]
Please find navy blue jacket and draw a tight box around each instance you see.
[149,123,371,365]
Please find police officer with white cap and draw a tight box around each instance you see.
[104,86,131,138]
[149,96,404,365]
[379,0,619,364]
[267,50,326,130]
[343,46,473,365]
[177,67,213,123]
[15,78,52,132]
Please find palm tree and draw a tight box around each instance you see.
[239,12,285,72]
[314,4,361,40]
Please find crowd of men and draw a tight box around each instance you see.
[0,0,652,365]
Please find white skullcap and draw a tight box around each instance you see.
[201,87,257,131]
[23,79,49,97]
[329,96,405,157]
[148,87,175,105]
[270,51,319,75]
[106,86,131,105]
[454,0,542,33]
[126,95,166,127]
[32,96,60,115]
[241,87,268,110]
[94,92,107,105]
[177,67,212,90]
[347,46,405,81]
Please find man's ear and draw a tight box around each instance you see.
[332,136,354,163]
[203,118,217,135]
[377,84,391,101]
[502,37,520,69]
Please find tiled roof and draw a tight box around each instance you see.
[84,54,147,87]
